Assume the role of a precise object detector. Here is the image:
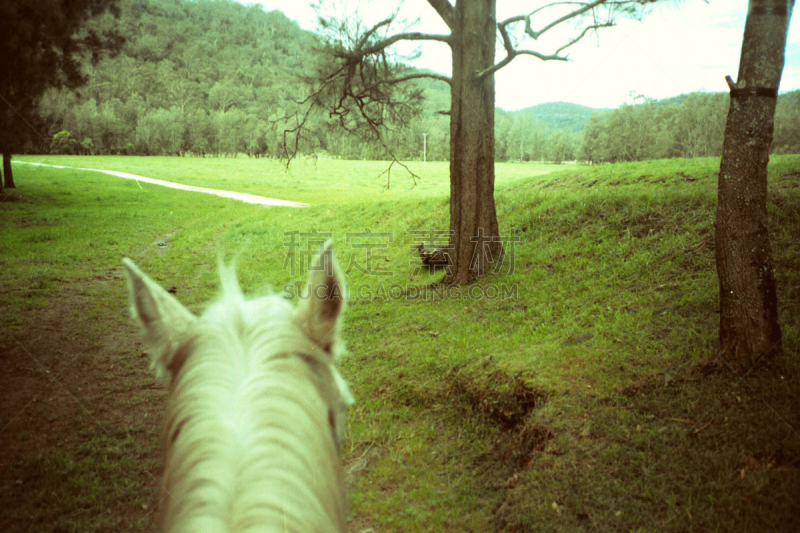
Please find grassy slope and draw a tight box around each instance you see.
[0,156,798,532]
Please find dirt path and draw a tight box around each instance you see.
[13,161,310,208]
[0,263,166,531]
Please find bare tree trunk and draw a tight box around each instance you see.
[3,151,13,189]
[445,0,501,285]
[714,0,793,373]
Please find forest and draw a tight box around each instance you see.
[30,0,800,162]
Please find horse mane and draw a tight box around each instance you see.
[124,244,351,533]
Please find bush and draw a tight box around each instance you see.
[51,131,79,155]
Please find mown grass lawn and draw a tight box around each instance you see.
[13,155,555,205]
[1,155,798,532]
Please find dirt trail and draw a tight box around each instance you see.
[13,161,310,207]
[0,262,167,531]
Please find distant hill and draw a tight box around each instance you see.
[410,77,603,133]
[501,102,604,132]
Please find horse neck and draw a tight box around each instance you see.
[160,335,347,533]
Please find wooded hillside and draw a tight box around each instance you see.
[31,0,800,162]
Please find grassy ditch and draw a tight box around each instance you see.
[1,155,798,532]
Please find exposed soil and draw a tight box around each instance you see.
[0,257,167,531]
[442,358,554,528]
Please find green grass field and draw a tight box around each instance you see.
[1,155,798,532]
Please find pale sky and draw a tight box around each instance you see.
[241,0,800,111]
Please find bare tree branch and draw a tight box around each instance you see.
[479,0,652,79]
[523,0,608,40]
[279,24,431,170]
[354,18,393,52]
[377,72,452,86]
[279,78,330,167]
[477,19,566,79]
[338,31,451,59]
[376,155,421,190]
[492,2,604,42]
[525,0,656,39]
[427,0,455,30]
[554,21,615,55]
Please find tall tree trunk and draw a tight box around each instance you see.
[714,0,793,373]
[2,151,13,189]
[446,0,501,285]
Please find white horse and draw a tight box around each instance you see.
[124,241,353,533]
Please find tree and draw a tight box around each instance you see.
[185,109,215,157]
[302,0,661,284]
[667,93,727,158]
[580,112,611,163]
[547,130,577,164]
[0,0,121,187]
[578,92,730,163]
[714,0,793,373]
[2,152,11,191]
[773,90,800,153]
[215,109,248,156]
[51,131,80,155]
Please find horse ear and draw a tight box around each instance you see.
[296,240,346,354]
[123,258,196,380]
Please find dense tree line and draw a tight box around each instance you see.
[496,110,583,164]
[580,91,800,163]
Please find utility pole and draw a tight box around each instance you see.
[423,133,428,164]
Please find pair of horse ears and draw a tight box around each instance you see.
[123,240,346,378]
